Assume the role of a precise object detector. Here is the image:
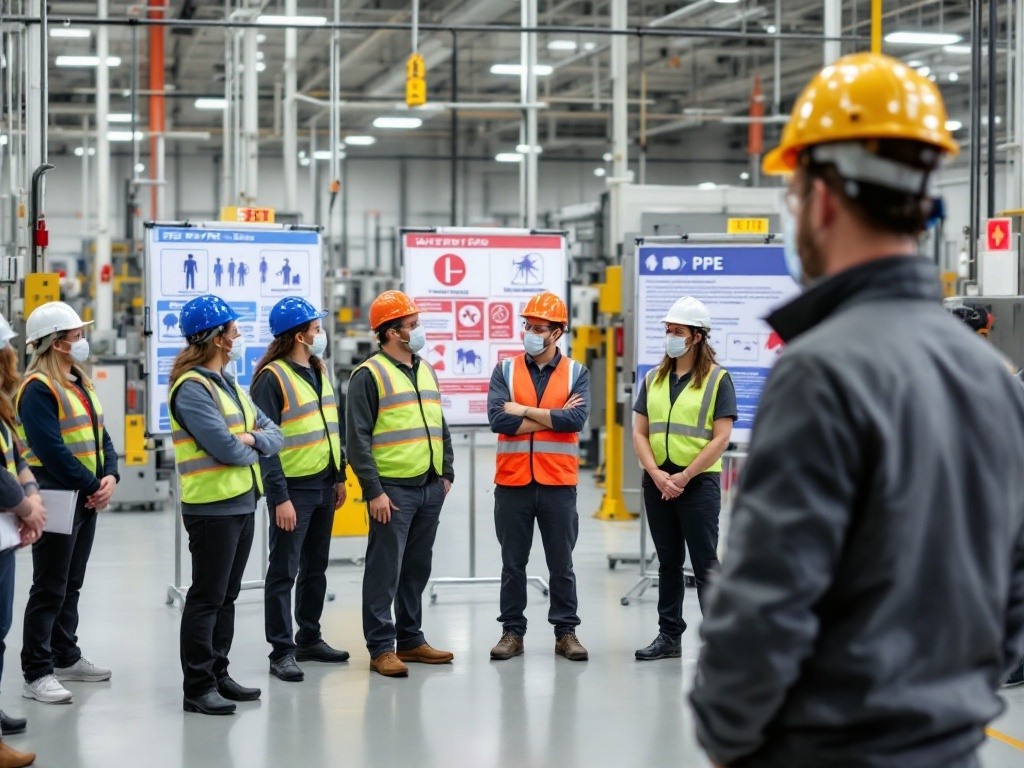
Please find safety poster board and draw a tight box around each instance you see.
[402,228,568,427]
[145,223,324,435]
[635,241,799,443]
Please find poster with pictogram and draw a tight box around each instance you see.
[403,228,568,426]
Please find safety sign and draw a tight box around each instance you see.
[403,228,568,426]
[145,224,324,434]
[634,241,799,443]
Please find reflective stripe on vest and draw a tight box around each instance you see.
[15,372,104,476]
[646,365,725,472]
[495,354,581,487]
[0,422,16,476]
[354,355,443,479]
[169,370,263,504]
[261,360,341,478]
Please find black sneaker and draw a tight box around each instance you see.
[0,709,26,736]
[635,633,682,661]
[295,640,350,663]
[270,654,305,682]
[1003,659,1024,688]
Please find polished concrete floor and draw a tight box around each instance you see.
[2,437,1023,767]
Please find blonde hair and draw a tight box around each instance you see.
[26,331,94,391]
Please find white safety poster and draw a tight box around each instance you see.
[145,224,323,434]
[402,229,568,427]
[635,242,799,443]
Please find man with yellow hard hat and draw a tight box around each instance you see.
[690,53,1024,768]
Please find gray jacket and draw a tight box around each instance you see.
[170,366,283,516]
[690,257,1024,768]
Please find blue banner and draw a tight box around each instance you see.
[154,227,319,245]
[638,244,787,276]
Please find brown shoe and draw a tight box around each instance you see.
[490,632,524,660]
[395,644,454,664]
[0,741,35,768]
[369,652,409,677]
[555,633,589,661]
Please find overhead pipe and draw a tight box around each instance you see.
[987,0,997,218]
[328,0,341,268]
[521,0,538,228]
[824,0,841,64]
[149,0,167,219]
[450,30,458,226]
[283,0,298,212]
[240,1,259,204]
[969,0,982,273]
[95,0,113,334]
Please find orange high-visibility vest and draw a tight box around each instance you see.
[495,354,583,487]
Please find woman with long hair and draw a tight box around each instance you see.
[631,297,735,661]
[168,294,282,716]
[16,302,118,705]
[250,297,348,683]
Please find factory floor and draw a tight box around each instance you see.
[4,437,1023,768]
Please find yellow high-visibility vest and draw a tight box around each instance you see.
[169,370,264,504]
[353,354,443,479]
[16,372,104,476]
[259,360,341,479]
[0,422,16,476]
[646,365,725,472]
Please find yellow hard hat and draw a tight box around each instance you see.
[763,52,959,176]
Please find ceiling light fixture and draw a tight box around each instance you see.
[698,181,717,190]
[108,130,143,142]
[373,117,422,129]
[593,168,606,177]
[490,63,554,76]
[107,113,133,123]
[547,40,577,52]
[50,28,91,39]
[55,55,121,67]
[256,15,327,26]
[495,153,523,163]
[195,98,227,110]
[516,144,543,154]
[943,44,972,55]
[945,120,963,131]
[313,150,346,161]
[73,146,96,157]
[884,31,962,46]
[344,135,377,146]
[948,72,960,82]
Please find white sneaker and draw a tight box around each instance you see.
[22,674,73,704]
[54,657,111,682]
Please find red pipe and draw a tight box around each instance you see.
[149,1,167,218]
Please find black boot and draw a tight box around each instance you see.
[635,633,682,661]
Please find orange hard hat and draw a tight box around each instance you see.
[763,52,959,176]
[521,291,568,325]
[369,290,419,330]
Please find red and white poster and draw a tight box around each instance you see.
[402,228,569,426]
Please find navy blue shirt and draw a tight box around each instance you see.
[18,375,120,495]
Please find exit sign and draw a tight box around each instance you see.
[220,206,275,224]
[986,217,1013,251]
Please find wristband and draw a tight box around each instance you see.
[22,481,39,496]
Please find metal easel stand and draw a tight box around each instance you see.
[428,429,550,602]
[619,493,658,606]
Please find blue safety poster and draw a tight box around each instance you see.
[145,225,323,434]
[634,243,799,443]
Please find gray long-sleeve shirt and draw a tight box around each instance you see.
[487,349,590,436]
[170,366,283,516]
[345,351,454,501]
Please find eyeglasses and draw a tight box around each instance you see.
[398,321,420,331]
[523,323,554,334]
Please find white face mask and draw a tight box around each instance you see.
[226,336,244,363]
[402,326,426,354]
[67,338,90,363]
[780,206,804,286]
[304,331,328,357]
[664,335,689,359]
[523,332,547,357]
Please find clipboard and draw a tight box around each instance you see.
[40,490,78,535]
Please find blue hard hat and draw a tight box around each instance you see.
[179,295,239,338]
[269,297,328,337]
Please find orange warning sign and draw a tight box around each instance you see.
[986,217,1012,251]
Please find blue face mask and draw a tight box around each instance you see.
[523,332,547,357]
[664,335,689,359]
[780,207,804,285]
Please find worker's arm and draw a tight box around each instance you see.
[250,369,290,504]
[689,355,858,767]
[18,380,102,495]
[504,365,590,432]
[345,367,385,501]
[1004,520,1024,675]
[172,379,261,467]
[488,363,542,435]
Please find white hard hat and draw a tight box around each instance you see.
[661,297,711,330]
[25,301,91,343]
[0,312,16,345]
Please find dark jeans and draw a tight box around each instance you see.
[642,470,721,639]
[265,486,335,660]
[0,547,14,691]
[22,499,97,682]
[362,480,444,658]
[180,513,254,697]
[494,482,580,637]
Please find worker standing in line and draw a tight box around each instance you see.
[487,291,590,663]
[346,290,454,678]
[250,297,349,683]
[16,302,117,706]
[631,297,734,661]
[0,313,44,768]
[169,295,283,715]
[689,53,1024,768]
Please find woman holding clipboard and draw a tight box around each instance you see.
[16,302,118,707]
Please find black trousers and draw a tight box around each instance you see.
[0,547,14,691]
[180,513,254,697]
[264,486,335,660]
[494,483,580,637]
[362,480,444,658]
[642,470,721,639]
[22,498,97,682]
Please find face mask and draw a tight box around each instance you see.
[780,207,804,286]
[226,336,244,362]
[523,332,547,357]
[66,338,90,363]
[305,331,328,357]
[403,326,426,354]
[664,335,689,359]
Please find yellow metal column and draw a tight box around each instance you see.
[594,265,635,520]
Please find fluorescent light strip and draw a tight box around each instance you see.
[547,40,577,51]
[257,15,326,26]
[108,131,143,142]
[373,117,422,129]
[495,153,523,163]
[490,63,554,76]
[344,135,377,146]
[195,98,227,110]
[313,150,346,160]
[884,31,962,46]
[945,120,963,131]
[50,28,91,39]
[107,113,133,123]
[944,44,972,55]
[55,55,121,67]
